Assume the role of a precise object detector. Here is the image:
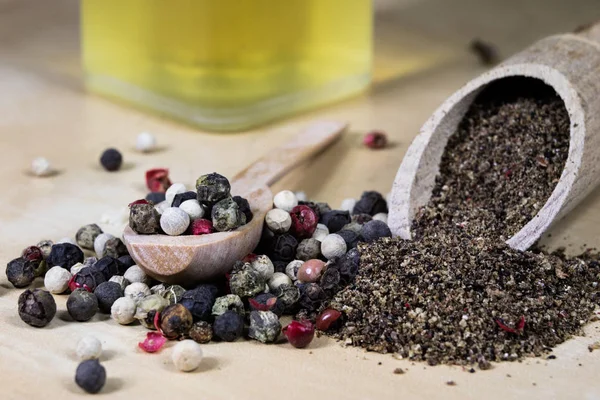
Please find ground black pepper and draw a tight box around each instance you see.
[327,79,600,368]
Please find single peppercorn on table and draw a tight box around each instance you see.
[3,1,600,399]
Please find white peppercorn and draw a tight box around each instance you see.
[108,275,129,291]
[44,266,72,294]
[179,200,205,221]
[250,255,275,281]
[70,262,85,276]
[160,207,190,236]
[273,190,298,212]
[312,223,329,242]
[172,340,203,372]
[154,200,170,215]
[76,336,102,361]
[94,233,115,258]
[124,282,151,303]
[166,183,187,206]
[268,272,292,292]
[340,198,357,212]
[123,265,148,284]
[111,296,137,325]
[295,191,308,202]
[285,260,304,281]
[31,157,53,177]
[321,234,347,260]
[373,213,388,224]
[36,239,54,259]
[265,208,292,234]
[136,131,157,153]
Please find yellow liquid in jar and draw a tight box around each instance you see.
[82,0,372,131]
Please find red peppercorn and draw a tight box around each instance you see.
[297,259,326,283]
[242,253,258,263]
[289,205,318,239]
[283,319,315,348]
[128,199,150,207]
[316,308,342,331]
[363,131,388,149]
[22,246,43,262]
[190,219,214,235]
[145,168,172,193]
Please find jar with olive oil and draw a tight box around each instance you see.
[82,0,372,131]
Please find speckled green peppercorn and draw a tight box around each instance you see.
[211,197,246,232]
[67,289,99,322]
[129,202,161,234]
[229,263,265,298]
[248,310,281,343]
[162,284,186,304]
[274,283,300,312]
[18,289,56,327]
[103,237,128,259]
[196,173,231,203]
[212,294,245,316]
[76,224,103,250]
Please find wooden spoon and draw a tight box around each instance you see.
[123,121,346,285]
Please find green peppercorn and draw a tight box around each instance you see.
[103,237,128,259]
[211,197,246,232]
[248,310,281,343]
[135,294,169,329]
[212,294,245,316]
[67,289,99,322]
[160,304,193,339]
[161,284,186,304]
[76,224,103,250]
[229,263,265,298]
[18,289,56,327]
[196,173,231,203]
[129,203,161,234]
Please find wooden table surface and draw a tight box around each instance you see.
[2,0,600,399]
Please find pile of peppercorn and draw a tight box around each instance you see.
[129,172,252,236]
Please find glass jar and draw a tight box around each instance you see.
[81,0,372,131]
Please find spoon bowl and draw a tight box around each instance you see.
[123,121,346,285]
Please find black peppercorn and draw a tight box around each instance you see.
[320,265,341,292]
[18,289,56,327]
[213,310,244,342]
[6,257,36,288]
[189,321,213,344]
[73,267,106,292]
[361,220,392,242]
[94,281,124,313]
[75,359,106,394]
[76,224,103,250]
[171,191,197,207]
[92,256,120,280]
[117,255,136,273]
[352,191,388,216]
[298,283,327,311]
[99,148,123,172]
[351,213,373,225]
[160,303,193,339]
[336,229,361,249]
[268,233,298,262]
[196,172,231,203]
[103,237,128,259]
[179,285,217,322]
[273,261,287,274]
[321,210,351,233]
[337,248,360,284]
[47,243,84,269]
[145,191,166,204]
[233,195,253,223]
[129,202,161,234]
[67,289,99,322]
[316,202,332,216]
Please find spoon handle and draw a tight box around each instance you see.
[232,120,347,191]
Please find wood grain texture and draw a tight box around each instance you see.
[3,1,600,400]
[389,28,600,250]
[123,121,345,284]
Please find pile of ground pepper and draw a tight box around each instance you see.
[327,78,600,366]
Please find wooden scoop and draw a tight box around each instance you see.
[123,121,346,285]
[389,23,600,251]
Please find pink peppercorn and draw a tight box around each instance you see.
[315,308,342,331]
[128,199,149,207]
[289,205,318,239]
[283,320,315,348]
[190,219,214,235]
[296,259,326,283]
[145,168,172,193]
[242,253,258,263]
[363,131,388,149]
[22,246,43,262]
